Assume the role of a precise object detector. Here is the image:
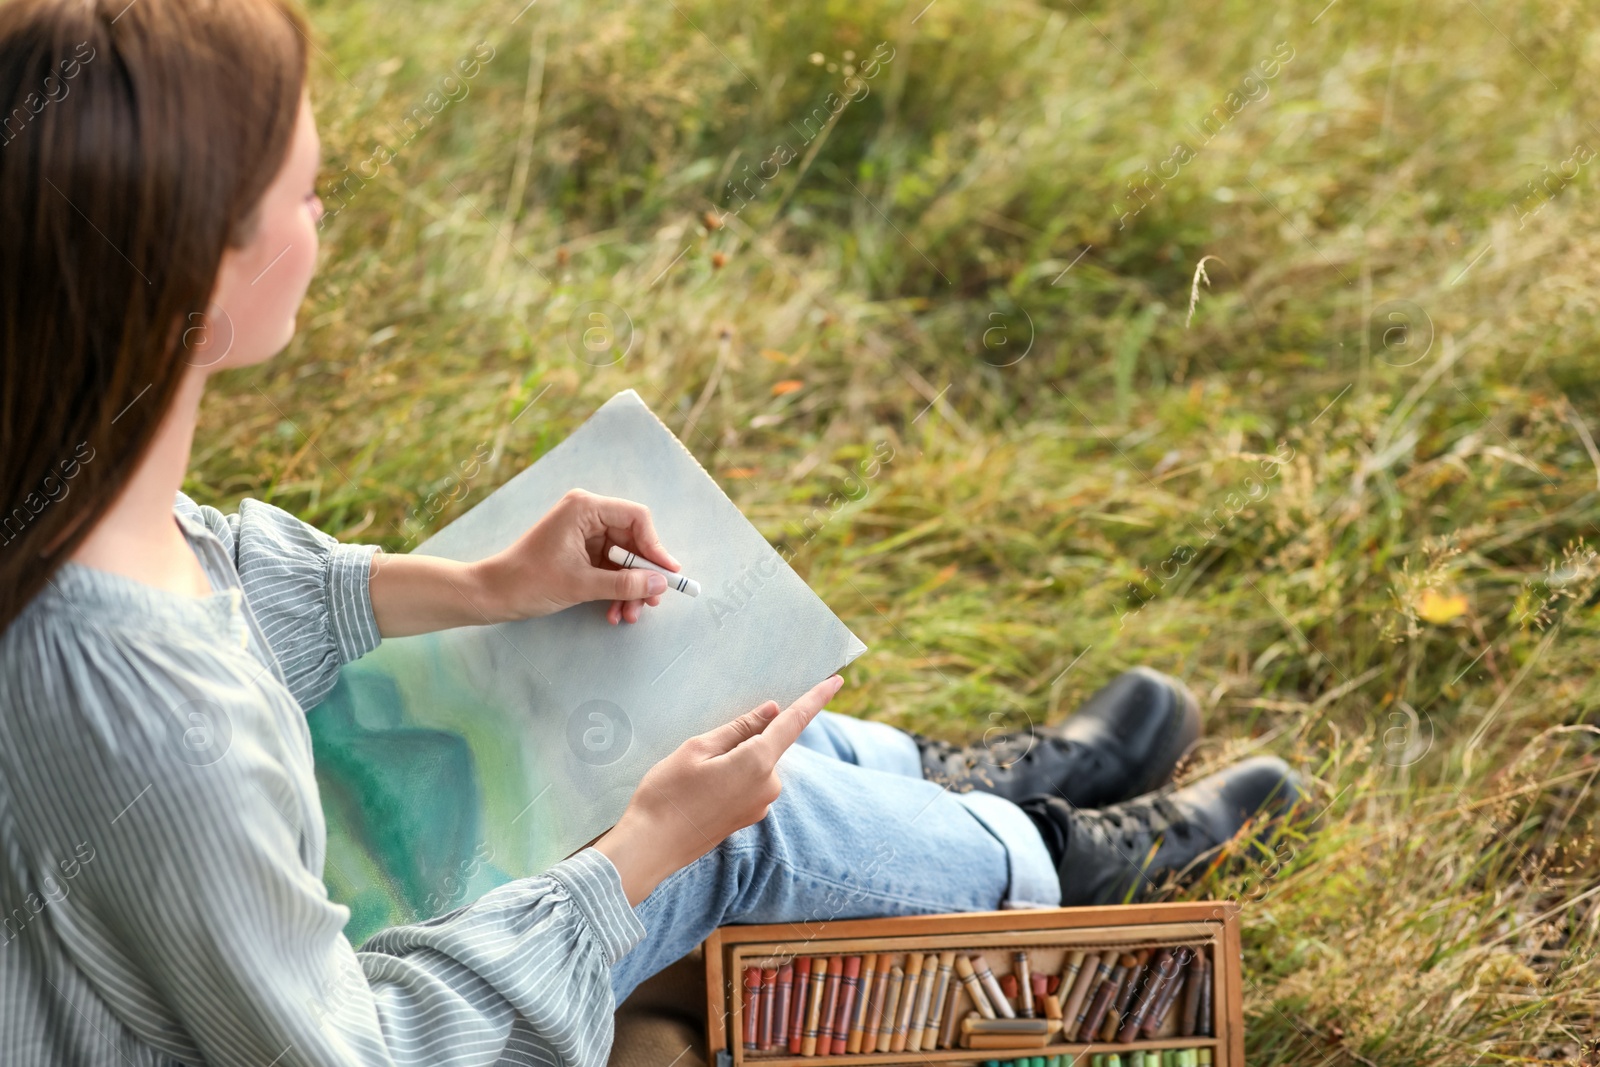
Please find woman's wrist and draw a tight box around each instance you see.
[368,552,518,636]
[593,809,680,907]
[460,554,520,624]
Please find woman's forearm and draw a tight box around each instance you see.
[367,551,512,637]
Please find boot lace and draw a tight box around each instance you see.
[974,731,1101,775]
[1095,795,1195,851]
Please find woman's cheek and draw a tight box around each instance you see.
[288,211,320,297]
[243,205,321,351]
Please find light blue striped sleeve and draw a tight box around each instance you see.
[2,620,646,1066]
[174,491,382,709]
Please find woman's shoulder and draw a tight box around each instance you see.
[0,571,283,766]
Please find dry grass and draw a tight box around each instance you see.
[189,0,1600,1060]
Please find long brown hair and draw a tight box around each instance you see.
[0,0,308,633]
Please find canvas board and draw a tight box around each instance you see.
[308,389,867,941]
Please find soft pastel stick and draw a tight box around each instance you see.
[1118,949,1173,1043]
[922,951,956,1050]
[955,955,997,1019]
[891,954,922,1052]
[774,963,794,1050]
[1080,955,1132,1043]
[972,956,1016,1019]
[962,1017,1051,1034]
[876,965,905,1053]
[759,968,777,1050]
[817,955,842,1050]
[936,979,963,1049]
[1180,953,1204,1037]
[788,957,812,1054]
[1072,952,1117,1033]
[1059,950,1098,1030]
[830,956,862,1054]
[801,956,829,1056]
[606,544,701,597]
[846,954,877,1053]
[1058,950,1086,993]
[743,967,761,1049]
[906,953,938,1052]
[1113,951,1149,1023]
[863,954,893,1048]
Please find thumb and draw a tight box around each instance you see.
[699,701,781,754]
[595,564,667,602]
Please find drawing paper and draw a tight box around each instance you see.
[309,389,867,940]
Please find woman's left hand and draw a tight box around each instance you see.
[476,488,681,625]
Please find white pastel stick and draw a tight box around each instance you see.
[606,544,701,597]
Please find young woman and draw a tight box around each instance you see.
[0,1,1303,1063]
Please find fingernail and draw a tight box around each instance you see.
[647,573,666,595]
[829,675,844,690]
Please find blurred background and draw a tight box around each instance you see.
[188,0,1600,1061]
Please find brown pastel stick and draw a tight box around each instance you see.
[801,956,828,1056]
[1112,950,1149,1020]
[922,951,957,1050]
[846,954,876,1053]
[1144,971,1185,1036]
[760,968,777,1050]
[1070,951,1117,1033]
[1077,954,1129,1043]
[1117,947,1172,1042]
[1046,974,1061,996]
[744,967,761,1049]
[954,955,996,1019]
[1042,993,1062,1020]
[876,964,904,1053]
[1014,952,1034,1018]
[774,963,794,1050]
[1058,949,1099,1032]
[891,953,923,1052]
[1196,957,1214,1037]
[936,980,963,1049]
[788,957,811,1054]
[831,955,862,1054]
[1142,947,1194,1037]
[1180,952,1204,1036]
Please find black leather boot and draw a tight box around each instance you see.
[911,667,1201,807]
[1019,755,1308,906]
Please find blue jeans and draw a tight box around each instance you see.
[610,710,1060,1004]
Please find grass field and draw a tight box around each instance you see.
[185,0,1600,1061]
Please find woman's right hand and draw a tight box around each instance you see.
[594,674,844,906]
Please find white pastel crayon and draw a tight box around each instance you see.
[606,544,701,597]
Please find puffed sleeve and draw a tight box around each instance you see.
[174,490,382,709]
[0,617,647,1067]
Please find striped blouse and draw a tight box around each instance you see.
[0,492,646,1066]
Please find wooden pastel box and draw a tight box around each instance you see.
[703,902,1244,1067]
